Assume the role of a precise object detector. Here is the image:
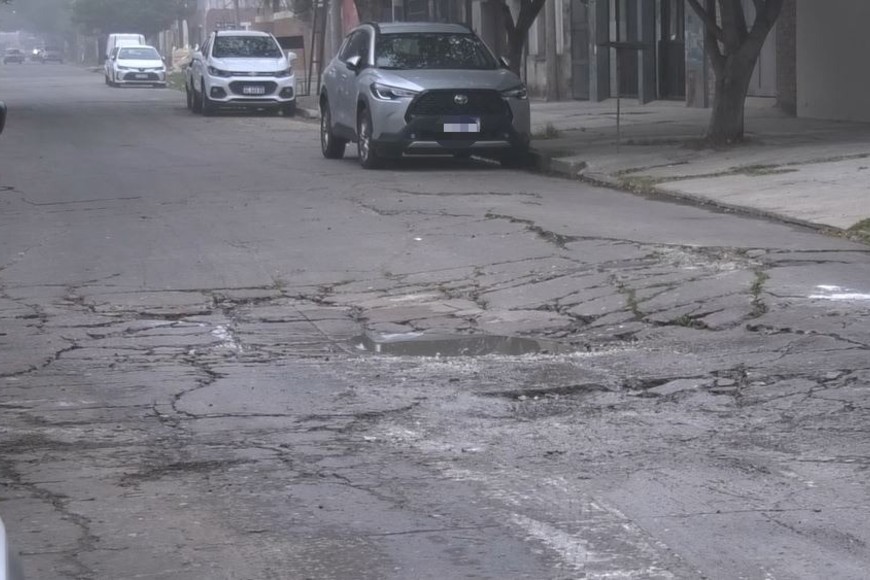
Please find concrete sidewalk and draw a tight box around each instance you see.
[529,98,870,239]
[296,94,869,240]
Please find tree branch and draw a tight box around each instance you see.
[492,0,517,36]
[686,0,725,45]
[516,0,547,32]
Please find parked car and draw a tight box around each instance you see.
[105,45,166,88]
[319,22,531,169]
[184,29,297,116]
[1,515,24,580]
[3,48,25,65]
[105,33,146,62]
[37,46,63,63]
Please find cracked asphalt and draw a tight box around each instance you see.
[1,65,869,580]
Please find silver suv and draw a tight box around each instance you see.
[185,30,297,116]
[320,22,531,169]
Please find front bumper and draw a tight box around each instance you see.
[115,70,166,85]
[369,91,531,156]
[205,73,296,108]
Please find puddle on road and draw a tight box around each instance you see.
[353,332,574,357]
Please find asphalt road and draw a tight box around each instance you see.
[2,63,870,580]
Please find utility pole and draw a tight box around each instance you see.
[233,0,241,26]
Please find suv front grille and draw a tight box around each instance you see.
[406,90,509,120]
[229,81,278,96]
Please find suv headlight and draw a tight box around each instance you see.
[371,82,419,101]
[208,66,232,78]
[275,67,293,78]
[501,85,528,100]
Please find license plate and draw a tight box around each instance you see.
[134,74,149,79]
[443,116,480,133]
[243,85,265,95]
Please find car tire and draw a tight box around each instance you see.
[281,102,296,117]
[320,102,347,160]
[357,108,383,170]
[200,82,215,116]
[191,82,203,114]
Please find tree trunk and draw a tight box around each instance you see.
[706,60,755,145]
[506,30,524,76]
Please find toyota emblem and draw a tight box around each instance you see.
[454,94,469,105]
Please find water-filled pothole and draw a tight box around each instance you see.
[353,332,574,357]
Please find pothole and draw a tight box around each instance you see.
[353,332,575,357]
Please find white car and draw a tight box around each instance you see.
[185,29,297,116]
[105,45,167,88]
[1,516,24,580]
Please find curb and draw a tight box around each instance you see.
[529,150,858,241]
[294,107,320,121]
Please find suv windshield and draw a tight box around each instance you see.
[375,33,498,70]
[118,47,160,60]
[212,36,282,59]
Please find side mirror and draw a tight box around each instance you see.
[345,55,362,72]
[286,51,298,64]
[499,56,510,69]
[0,101,6,135]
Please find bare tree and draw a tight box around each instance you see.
[493,0,546,76]
[687,0,785,144]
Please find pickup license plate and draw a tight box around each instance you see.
[134,74,149,79]
[443,117,480,133]
[243,85,265,95]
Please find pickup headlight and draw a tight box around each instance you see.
[501,85,528,100]
[208,66,232,78]
[371,82,418,101]
[275,67,293,78]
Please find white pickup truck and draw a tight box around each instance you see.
[183,29,297,117]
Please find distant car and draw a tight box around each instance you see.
[38,47,63,63]
[185,29,297,116]
[105,33,146,62]
[1,515,25,580]
[3,49,25,64]
[319,22,531,169]
[105,45,166,87]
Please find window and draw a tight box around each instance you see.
[340,30,370,63]
[375,33,498,70]
[118,47,161,60]
[212,35,283,59]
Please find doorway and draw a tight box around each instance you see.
[571,0,590,99]
[659,0,686,99]
[614,0,638,98]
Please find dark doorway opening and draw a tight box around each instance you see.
[571,0,590,99]
[658,0,686,99]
